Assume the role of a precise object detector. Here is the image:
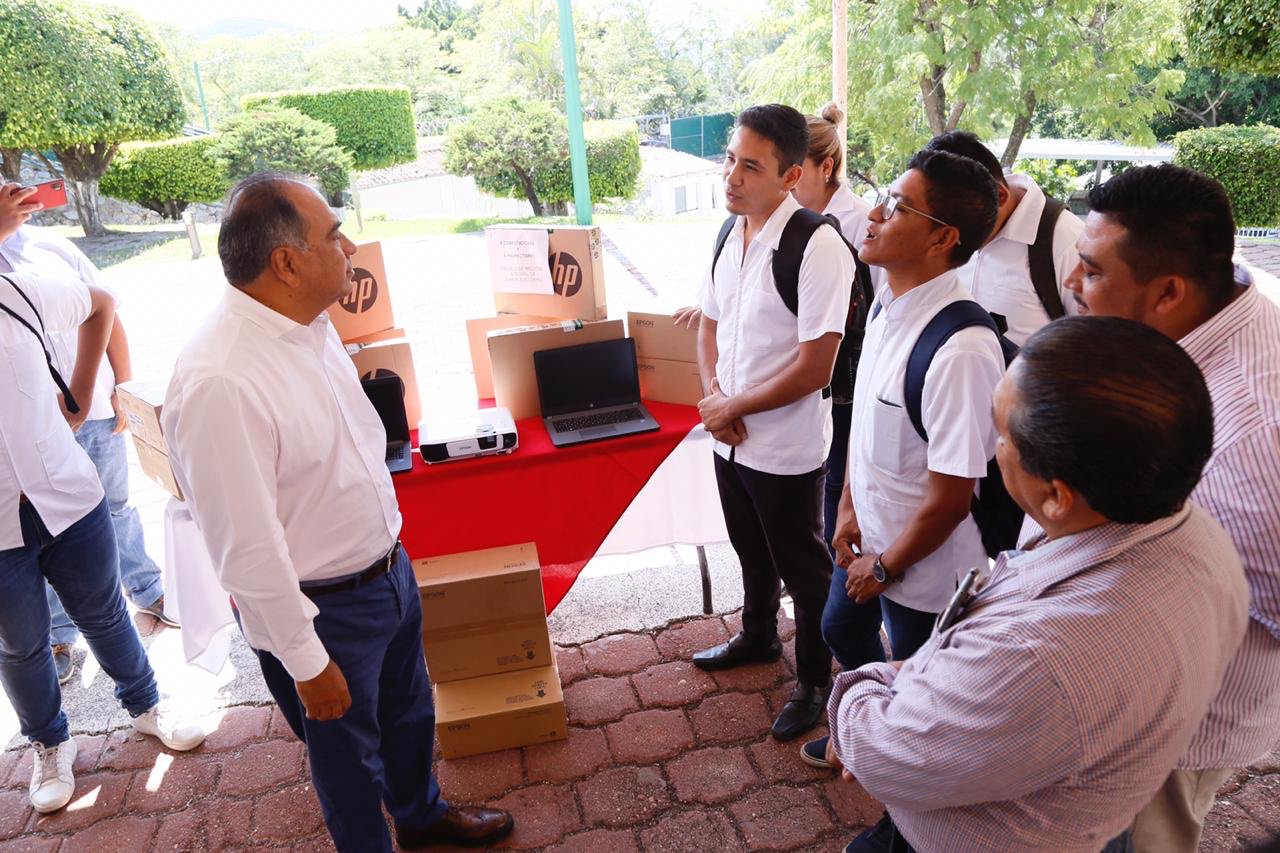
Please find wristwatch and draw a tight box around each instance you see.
[871,554,900,584]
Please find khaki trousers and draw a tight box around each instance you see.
[1131,767,1235,853]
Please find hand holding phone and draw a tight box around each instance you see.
[0,182,43,242]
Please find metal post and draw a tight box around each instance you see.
[697,545,713,615]
[832,0,848,168]
[193,62,211,131]
[182,210,202,260]
[556,0,593,225]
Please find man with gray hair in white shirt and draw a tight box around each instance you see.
[163,172,513,853]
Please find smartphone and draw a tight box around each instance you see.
[26,179,68,210]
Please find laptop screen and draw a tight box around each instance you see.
[534,338,642,417]
[361,375,411,442]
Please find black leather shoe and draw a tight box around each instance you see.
[691,632,783,671]
[397,805,515,849]
[770,680,831,741]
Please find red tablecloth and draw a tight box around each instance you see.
[394,401,704,612]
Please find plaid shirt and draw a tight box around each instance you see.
[828,505,1249,853]
[1178,284,1280,768]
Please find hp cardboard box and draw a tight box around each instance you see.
[116,379,167,448]
[465,314,559,399]
[637,357,704,406]
[487,319,625,420]
[627,312,699,363]
[434,663,566,759]
[328,242,396,343]
[349,338,422,426]
[489,225,607,322]
[412,543,551,682]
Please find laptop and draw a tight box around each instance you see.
[361,375,413,473]
[533,337,659,448]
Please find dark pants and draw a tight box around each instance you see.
[713,453,832,686]
[822,401,853,561]
[0,499,158,746]
[846,812,1135,853]
[822,574,938,668]
[251,548,446,853]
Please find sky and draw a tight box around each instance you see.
[94,0,767,34]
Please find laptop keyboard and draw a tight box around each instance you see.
[554,408,642,433]
[387,443,409,462]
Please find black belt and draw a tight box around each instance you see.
[300,540,401,598]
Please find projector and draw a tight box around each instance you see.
[419,407,518,464]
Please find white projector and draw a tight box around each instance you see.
[419,407,518,464]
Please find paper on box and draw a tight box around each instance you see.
[327,241,396,343]
[489,225,607,322]
[434,663,566,759]
[115,378,168,448]
[487,319,625,420]
[637,356,705,406]
[349,338,422,426]
[627,311,699,363]
[485,229,553,294]
[131,436,183,500]
[465,315,560,399]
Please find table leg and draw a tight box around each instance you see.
[697,545,712,615]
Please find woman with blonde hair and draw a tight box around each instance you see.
[792,102,872,248]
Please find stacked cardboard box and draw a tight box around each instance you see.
[331,242,423,425]
[465,225,611,406]
[627,312,704,405]
[413,542,566,758]
[115,379,183,500]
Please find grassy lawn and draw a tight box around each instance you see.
[54,211,721,270]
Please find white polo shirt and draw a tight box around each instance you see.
[822,182,872,248]
[0,226,116,421]
[698,193,854,475]
[955,173,1084,347]
[0,272,105,549]
[850,271,1004,613]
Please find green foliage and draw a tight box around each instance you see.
[243,87,416,170]
[1183,0,1280,75]
[536,120,642,204]
[1012,159,1082,203]
[101,136,230,219]
[0,0,184,150]
[211,107,353,199]
[1149,58,1280,139]
[1173,124,1280,226]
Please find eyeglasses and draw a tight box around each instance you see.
[873,192,954,229]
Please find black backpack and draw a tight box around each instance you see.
[1027,198,1067,321]
[711,208,875,401]
[871,298,1024,557]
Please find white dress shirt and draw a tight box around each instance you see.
[1,226,115,421]
[0,272,104,549]
[821,182,872,248]
[850,271,1004,613]
[697,193,854,475]
[955,173,1084,347]
[163,286,402,681]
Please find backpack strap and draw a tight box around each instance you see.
[710,214,737,280]
[1028,197,1067,321]
[0,273,80,413]
[771,207,837,316]
[903,301,1000,442]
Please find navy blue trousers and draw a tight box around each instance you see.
[252,548,446,853]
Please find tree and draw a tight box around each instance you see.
[0,0,184,235]
[1150,58,1280,138]
[100,136,229,219]
[211,107,353,203]
[444,98,563,215]
[743,0,1183,176]
[1183,0,1280,75]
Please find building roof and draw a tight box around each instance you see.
[640,144,721,181]
[989,137,1174,163]
[355,137,447,189]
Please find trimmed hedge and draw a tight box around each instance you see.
[211,106,353,200]
[537,120,642,205]
[100,135,229,219]
[1174,124,1280,227]
[1184,0,1280,75]
[243,87,416,170]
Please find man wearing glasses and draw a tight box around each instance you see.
[809,150,1005,769]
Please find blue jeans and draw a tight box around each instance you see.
[822,571,938,669]
[249,548,446,853]
[47,417,163,645]
[0,499,159,746]
[823,401,853,562]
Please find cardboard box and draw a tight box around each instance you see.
[487,319,625,420]
[349,338,422,426]
[465,314,560,399]
[421,616,552,683]
[343,326,406,346]
[489,225,607,322]
[115,378,167,448]
[628,311,699,363]
[131,436,183,500]
[327,242,396,343]
[638,356,705,406]
[434,663,566,759]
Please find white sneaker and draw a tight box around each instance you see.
[131,704,206,751]
[29,738,77,814]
